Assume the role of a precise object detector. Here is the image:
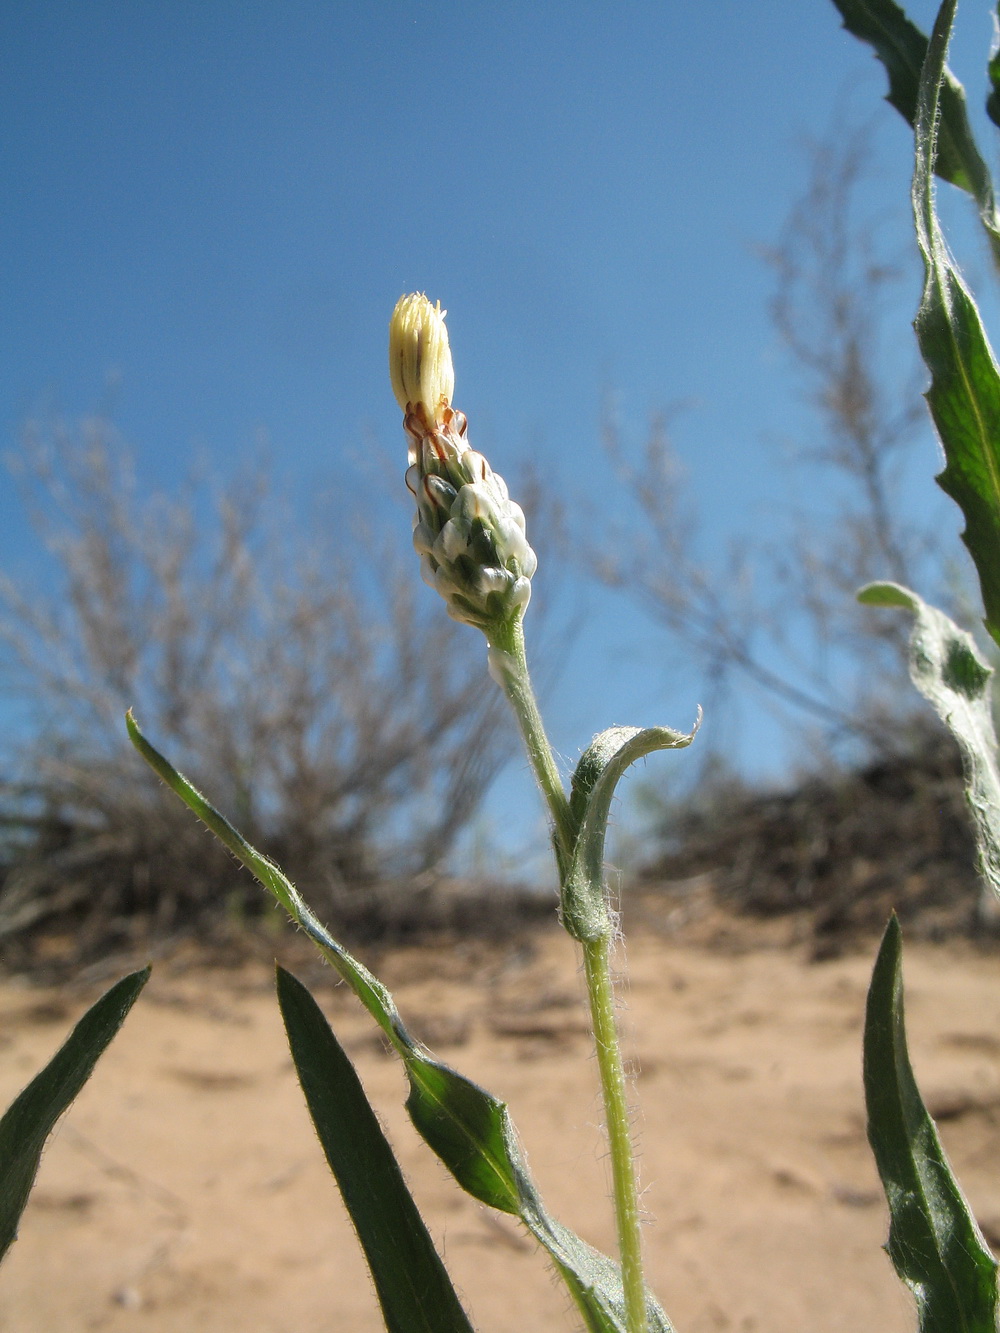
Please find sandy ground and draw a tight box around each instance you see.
[2,915,1000,1332]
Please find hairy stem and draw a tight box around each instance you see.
[487,615,575,873]
[583,935,648,1333]
[488,614,648,1333]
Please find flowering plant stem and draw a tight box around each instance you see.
[486,617,574,867]
[583,934,649,1333]
[486,614,650,1333]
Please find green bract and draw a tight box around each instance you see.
[392,292,537,633]
[406,414,536,630]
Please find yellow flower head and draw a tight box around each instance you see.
[388,293,455,427]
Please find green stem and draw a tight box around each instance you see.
[488,613,648,1333]
[487,615,575,872]
[583,936,648,1333]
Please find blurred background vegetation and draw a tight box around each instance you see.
[0,119,988,973]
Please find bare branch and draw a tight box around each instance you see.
[0,418,512,961]
[589,122,940,760]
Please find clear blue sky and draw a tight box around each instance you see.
[1,1,993,864]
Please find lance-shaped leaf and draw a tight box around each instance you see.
[128,712,674,1333]
[0,967,150,1262]
[865,915,998,1331]
[829,0,1000,262]
[562,719,699,943]
[276,966,476,1333]
[859,583,1000,897]
[908,0,1000,648]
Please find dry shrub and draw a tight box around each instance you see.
[639,721,984,952]
[0,418,513,967]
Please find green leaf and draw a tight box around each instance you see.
[908,0,1000,649]
[987,3,1000,129]
[859,583,1000,897]
[276,966,476,1333]
[128,713,674,1333]
[562,720,699,942]
[829,0,1000,262]
[864,915,998,1330]
[0,967,150,1262]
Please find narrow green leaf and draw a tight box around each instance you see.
[402,1060,520,1214]
[865,916,998,1330]
[909,0,1000,648]
[128,711,434,1056]
[562,720,698,942]
[129,714,673,1333]
[402,1058,672,1333]
[859,583,1000,896]
[276,967,476,1333]
[829,0,1000,262]
[127,709,298,919]
[0,967,150,1262]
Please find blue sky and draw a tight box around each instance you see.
[1,1,995,864]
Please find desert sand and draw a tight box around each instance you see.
[2,912,1000,1332]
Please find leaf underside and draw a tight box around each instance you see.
[564,719,698,942]
[859,583,1000,898]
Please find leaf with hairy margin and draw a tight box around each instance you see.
[859,582,1000,896]
[0,967,149,1262]
[865,915,998,1331]
[127,712,674,1333]
[277,966,476,1333]
[907,0,1000,648]
[562,719,699,942]
[829,0,1000,262]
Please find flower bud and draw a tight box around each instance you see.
[388,293,455,428]
[390,293,537,634]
